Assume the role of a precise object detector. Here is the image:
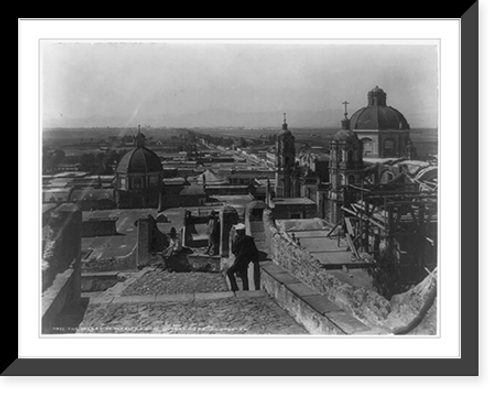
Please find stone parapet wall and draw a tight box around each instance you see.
[262,209,437,334]
[42,269,76,333]
[82,245,138,272]
[41,204,83,334]
[42,205,82,292]
[261,262,368,334]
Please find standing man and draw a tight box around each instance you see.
[226,223,260,291]
[205,210,220,256]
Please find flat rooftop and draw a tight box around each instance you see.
[81,209,157,260]
[271,197,316,206]
[276,218,371,269]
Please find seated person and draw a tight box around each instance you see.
[159,227,182,270]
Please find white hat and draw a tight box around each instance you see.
[235,223,246,231]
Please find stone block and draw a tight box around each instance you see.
[291,293,344,335]
[324,311,372,335]
[112,295,156,304]
[234,290,267,299]
[285,283,318,298]
[301,295,343,316]
[82,271,119,278]
[155,293,194,303]
[280,286,302,319]
[260,262,286,276]
[261,272,279,299]
[89,296,115,305]
[273,272,301,286]
[194,292,234,301]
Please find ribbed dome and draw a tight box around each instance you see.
[350,87,410,130]
[333,129,359,143]
[116,147,162,174]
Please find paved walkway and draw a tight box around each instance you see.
[121,270,228,296]
[77,292,307,334]
[53,265,308,335]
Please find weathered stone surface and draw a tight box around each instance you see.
[269,272,301,286]
[301,295,344,315]
[155,293,194,302]
[261,263,287,276]
[407,298,437,335]
[324,311,373,334]
[77,296,307,335]
[122,270,228,296]
[261,209,437,334]
[285,283,318,298]
[194,291,234,300]
[234,290,267,299]
[113,296,156,304]
[42,269,76,334]
[89,296,115,305]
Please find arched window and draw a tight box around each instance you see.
[383,138,397,157]
[132,177,143,189]
[339,174,346,186]
[347,150,354,163]
[362,138,373,156]
[149,175,158,186]
[348,175,355,185]
[338,150,343,162]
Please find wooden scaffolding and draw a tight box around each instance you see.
[340,188,438,267]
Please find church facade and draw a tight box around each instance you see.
[273,87,415,224]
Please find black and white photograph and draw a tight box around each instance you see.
[40,40,439,337]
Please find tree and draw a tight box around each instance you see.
[42,148,66,173]
[79,153,96,171]
[53,149,65,165]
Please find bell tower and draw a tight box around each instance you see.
[275,113,296,198]
[328,104,364,223]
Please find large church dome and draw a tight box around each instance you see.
[116,132,162,174]
[350,86,410,130]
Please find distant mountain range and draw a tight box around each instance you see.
[44,108,437,130]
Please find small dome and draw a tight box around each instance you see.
[350,87,410,130]
[333,129,359,143]
[116,147,162,174]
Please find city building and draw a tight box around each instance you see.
[114,127,163,209]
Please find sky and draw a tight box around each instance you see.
[42,41,439,128]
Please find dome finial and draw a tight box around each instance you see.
[341,101,351,129]
[135,124,146,148]
[342,101,350,119]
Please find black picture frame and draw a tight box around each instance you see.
[8,8,479,377]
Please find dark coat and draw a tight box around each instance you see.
[232,234,259,262]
